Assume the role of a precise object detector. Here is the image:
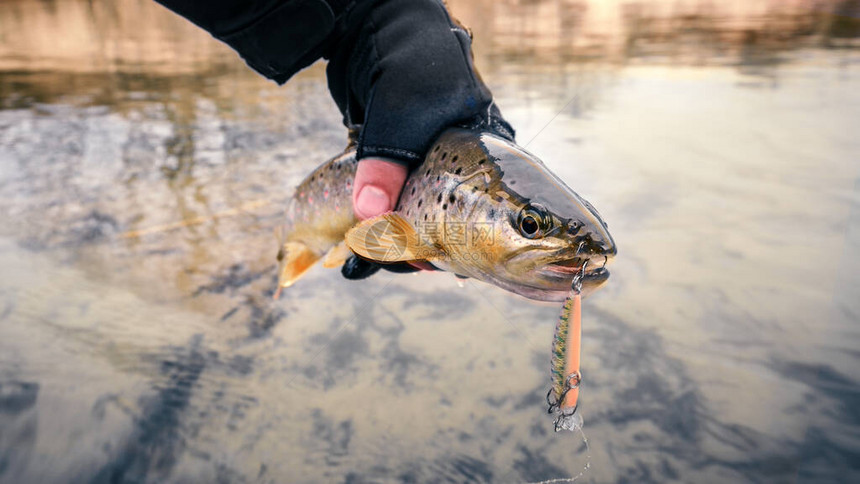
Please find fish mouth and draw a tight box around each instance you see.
[496,255,611,302]
[542,256,610,284]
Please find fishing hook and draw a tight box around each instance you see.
[571,260,588,293]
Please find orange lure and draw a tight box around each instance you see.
[547,270,585,431]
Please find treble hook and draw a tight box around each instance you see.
[553,403,581,432]
[546,388,560,413]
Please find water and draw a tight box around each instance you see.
[1,1,859,482]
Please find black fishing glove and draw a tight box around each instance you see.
[341,254,422,280]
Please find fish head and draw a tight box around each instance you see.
[439,130,616,302]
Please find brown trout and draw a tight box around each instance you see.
[276,128,616,301]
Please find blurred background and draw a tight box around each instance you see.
[0,0,858,482]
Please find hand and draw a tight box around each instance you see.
[340,157,413,281]
[352,158,408,220]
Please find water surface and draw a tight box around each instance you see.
[1,1,859,482]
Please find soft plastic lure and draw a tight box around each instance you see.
[547,265,586,432]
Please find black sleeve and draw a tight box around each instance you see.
[153,0,351,83]
[154,0,514,167]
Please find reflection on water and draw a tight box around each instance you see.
[1,0,859,482]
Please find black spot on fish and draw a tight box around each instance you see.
[411,187,416,195]
[434,145,440,153]
[478,159,486,165]
[426,168,431,176]
[441,152,447,160]
[448,194,456,204]
[436,175,440,182]
[455,167,462,175]
[442,203,448,210]
[423,214,428,221]
[417,199,423,208]
[437,193,443,204]
[472,186,478,191]
[452,155,459,163]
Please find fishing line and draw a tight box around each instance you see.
[119,198,273,239]
[533,261,591,482]
[522,95,579,149]
[523,426,591,484]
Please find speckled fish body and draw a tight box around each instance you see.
[278,128,616,301]
[281,151,358,255]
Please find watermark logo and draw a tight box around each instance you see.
[363,218,409,262]
[361,220,500,262]
[418,221,496,248]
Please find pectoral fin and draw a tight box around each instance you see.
[345,213,435,263]
[274,241,319,299]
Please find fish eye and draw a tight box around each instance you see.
[520,215,539,237]
[517,204,551,239]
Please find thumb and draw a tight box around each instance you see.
[352,158,409,220]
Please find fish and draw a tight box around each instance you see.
[275,128,616,301]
